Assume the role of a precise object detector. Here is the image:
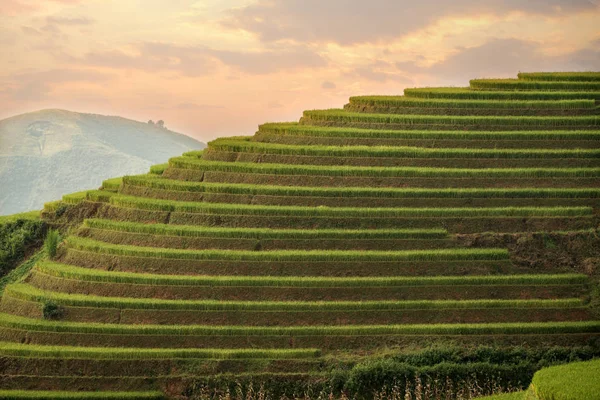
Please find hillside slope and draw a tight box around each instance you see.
[0,72,599,399]
[0,109,205,215]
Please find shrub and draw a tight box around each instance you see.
[0,218,45,276]
[42,301,63,320]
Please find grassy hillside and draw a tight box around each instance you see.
[0,71,599,399]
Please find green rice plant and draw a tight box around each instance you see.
[470,79,600,91]
[347,96,597,109]
[61,191,89,205]
[4,283,581,311]
[0,313,597,336]
[403,87,600,100]
[518,72,600,82]
[82,219,449,239]
[36,261,587,288]
[301,109,600,127]
[65,236,510,261]
[101,177,123,191]
[122,175,600,199]
[0,391,165,400]
[106,194,593,217]
[0,341,320,360]
[531,359,600,400]
[149,163,168,175]
[258,122,600,140]
[206,138,600,159]
[43,229,60,259]
[169,156,600,177]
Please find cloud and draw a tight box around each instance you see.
[46,16,94,26]
[175,103,224,110]
[79,42,327,75]
[321,81,336,89]
[397,38,600,84]
[0,0,85,15]
[3,69,114,101]
[222,0,598,45]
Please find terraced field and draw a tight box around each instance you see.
[1,72,599,399]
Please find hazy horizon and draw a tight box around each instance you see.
[1,0,600,142]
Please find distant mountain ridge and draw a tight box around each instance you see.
[0,109,205,215]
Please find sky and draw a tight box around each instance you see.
[1,0,600,142]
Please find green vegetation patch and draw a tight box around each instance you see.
[531,359,600,400]
[123,175,600,199]
[0,391,165,400]
[0,313,598,336]
[301,109,600,127]
[169,156,600,177]
[101,177,123,191]
[470,79,600,91]
[0,216,45,277]
[104,194,593,218]
[83,219,449,239]
[36,261,587,288]
[149,163,168,175]
[348,96,597,109]
[0,341,319,360]
[206,138,600,159]
[258,122,600,140]
[7,283,580,311]
[518,72,600,82]
[403,87,600,100]
[65,236,509,261]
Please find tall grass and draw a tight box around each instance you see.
[301,109,600,127]
[101,177,123,191]
[37,261,586,288]
[44,230,61,259]
[347,96,597,109]
[469,79,600,91]
[206,138,600,159]
[105,194,594,217]
[517,72,600,82]
[0,341,320,359]
[82,219,449,239]
[257,123,600,140]
[65,236,510,261]
[403,87,600,101]
[169,157,600,177]
[122,176,600,199]
[5,283,581,311]
[0,313,597,336]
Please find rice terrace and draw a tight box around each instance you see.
[1,71,600,400]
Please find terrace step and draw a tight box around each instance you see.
[403,87,600,101]
[299,110,600,131]
[60,248,521,276]
[469,79,600,91]
[26,262,589,301]
[343,97,600,116]
[199,143,600,168]
[116,176,600,208]
[255,123,600,148]
[0,314,598,350]
[0,390,165,399]
[0,355,322,376]
[119,183,600,208]
[1,284,591,326]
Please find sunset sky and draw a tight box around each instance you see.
[1,0,600,142]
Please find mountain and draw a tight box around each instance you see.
[0,109,205,215]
